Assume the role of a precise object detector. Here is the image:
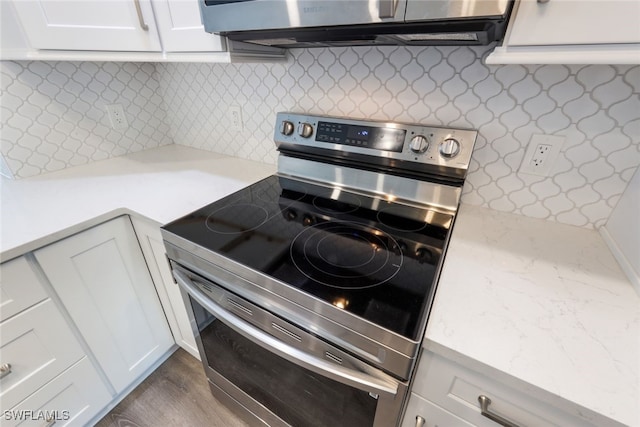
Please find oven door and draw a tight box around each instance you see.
[173,266,407,427]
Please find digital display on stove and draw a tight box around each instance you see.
[316,121,405,152]
[347,126,371,141]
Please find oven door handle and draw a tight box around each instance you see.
[174,269,399,399]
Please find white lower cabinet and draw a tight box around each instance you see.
[404,350,607,427]
[131,216,200,359]
[33,216,174,394]
[1,216,176,424]
[0,299,85,410]
[5,358,111,427]
[0,256,110,425]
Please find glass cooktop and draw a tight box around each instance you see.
[163,175,453,340]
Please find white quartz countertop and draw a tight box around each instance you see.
[2,145,637,426]
[0,145,275,261]
[427,204,640,427]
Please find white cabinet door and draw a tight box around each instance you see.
[152,0,225,52]
[130,216,200,359]
[11,0,162,51]
[508,0,640,46]
[34,216,174,394]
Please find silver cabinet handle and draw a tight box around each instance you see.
[537,0,550,3]
[379,0,398,18]
[133,0,149,31]
[415,415,426,427]
[0,363,12,379]
[478,395,521,427]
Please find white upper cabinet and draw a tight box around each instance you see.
[152,0,225,52]
[487,0,640,64]
[11,0,162,52]
[508,0,640,46]
[2,0,281,61]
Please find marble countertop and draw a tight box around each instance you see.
[0,145,275,261]
[2,145,637,426]
[427,204,639,427]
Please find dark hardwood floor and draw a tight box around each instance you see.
[95,349,248,427]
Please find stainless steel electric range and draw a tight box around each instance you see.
[161,112,477,427]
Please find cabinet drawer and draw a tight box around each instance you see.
[0,300,85,409]
[402,393,473,427]
[0,257,48,322]
[4,357,111,427]
[413,352,591,427]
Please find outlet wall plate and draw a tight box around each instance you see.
[519,134,565,177]
[229,106,243,131]
[105,104,128,130]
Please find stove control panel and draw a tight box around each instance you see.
[274,112,478,178]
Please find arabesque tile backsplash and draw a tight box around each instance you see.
[1,45,639,229]
[0,61,172,179]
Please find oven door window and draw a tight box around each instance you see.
[190,297,378,427]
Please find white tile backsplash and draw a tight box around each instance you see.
[156,45,640,229]
[1,45,638,229]
[0,61,173,178]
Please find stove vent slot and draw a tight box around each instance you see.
[227,298,252,316]
[271,322,302,342]
[325,351,343,365]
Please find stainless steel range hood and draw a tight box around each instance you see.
[200,0,514,48]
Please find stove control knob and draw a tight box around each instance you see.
[439,138,461,158]
[303,215,314,226]
[280,120,294,136]
[409,135,429,153]
[285,209,297,221]
[415,247,433,263]
[298,123,314,138]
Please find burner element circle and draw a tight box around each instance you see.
[290,221,403,289]
[317,233,377,269]
[205,203,269,234]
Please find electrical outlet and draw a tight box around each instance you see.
[105,104,128,130]
[229,106,243,131]
[519,134,564,177]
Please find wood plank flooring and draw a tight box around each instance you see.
[95,349,248,427]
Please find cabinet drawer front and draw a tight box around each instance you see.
[5,357,111,427]
[413,352,593,427]
[0,300,85,409]
[0,257,48,322]
[402,393,473,427]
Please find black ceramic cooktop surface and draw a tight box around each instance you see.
[163,175,453,340]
